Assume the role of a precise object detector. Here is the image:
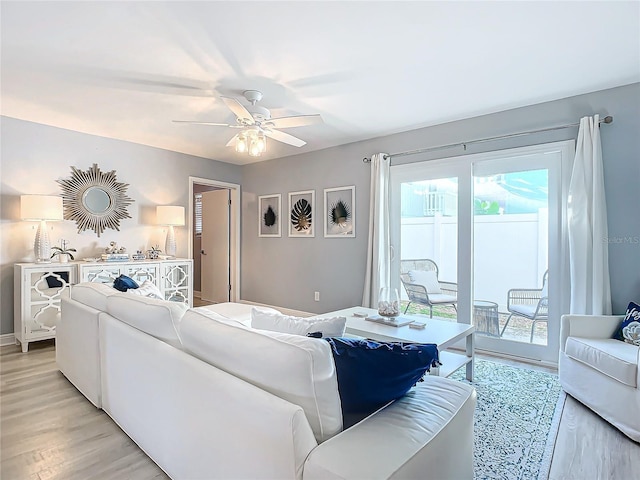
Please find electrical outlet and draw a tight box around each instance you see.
[314,291,320,302]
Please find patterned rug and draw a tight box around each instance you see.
[451,359,564,480]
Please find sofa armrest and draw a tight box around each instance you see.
[57,297,102,407]
[559,314,624,352]
[303,376,476,480]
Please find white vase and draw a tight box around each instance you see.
[58,254,69,263]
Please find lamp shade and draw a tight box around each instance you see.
[20,195,64,221]
[157,206,185,226]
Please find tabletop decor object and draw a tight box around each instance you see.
[378,287,400,317]
[157,206,185,257]
[20,194,64,263]
[101,241,129,261]
[50,239,76,263]
[147,245,162,260]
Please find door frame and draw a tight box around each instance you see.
[390,140,574,363]
[188,176,241,302]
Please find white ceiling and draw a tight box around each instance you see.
[2,1,639,165]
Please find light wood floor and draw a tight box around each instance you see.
[2,341,638,480]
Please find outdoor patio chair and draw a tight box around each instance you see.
[501,270,548,342]
[400,259,458,318]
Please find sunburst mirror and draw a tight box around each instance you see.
[58,164,134,236]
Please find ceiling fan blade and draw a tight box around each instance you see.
[220,96,254,124]
[172,120,232,126]
[266,114,323,129]
[226,135,238,147]
[263,129,306,147]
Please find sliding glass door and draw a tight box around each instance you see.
[391,141,573,363]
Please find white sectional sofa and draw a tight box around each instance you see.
[559,314,640,442]
[57,282,477,479]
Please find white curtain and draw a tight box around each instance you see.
[362,153,391,308]
[568,114,612,314]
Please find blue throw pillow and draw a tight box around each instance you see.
[613,302,640,343]
[324,337,440,424]
[113,274,139,292]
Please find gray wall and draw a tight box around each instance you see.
[2,83,637,335]
[241,82,640,315]
[0,116,241,335]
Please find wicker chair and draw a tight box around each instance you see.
[399,259,458,318]
[501,270,548,342]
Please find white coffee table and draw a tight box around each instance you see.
[318,306,474,381]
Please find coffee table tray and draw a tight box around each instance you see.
[365,315,414,327]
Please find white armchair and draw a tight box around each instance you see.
[559,314,640,442]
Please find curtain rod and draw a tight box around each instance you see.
[362,115,613,163]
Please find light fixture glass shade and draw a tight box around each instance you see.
[248,137,261,157]
[257,134,266,153]
[236,133,247,153]
[21,195,63,263]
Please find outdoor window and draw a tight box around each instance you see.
[194,193,202,236]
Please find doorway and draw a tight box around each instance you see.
[188,177,241,304]
[390,141,574,363]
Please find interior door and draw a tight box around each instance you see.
[200,189,230,303]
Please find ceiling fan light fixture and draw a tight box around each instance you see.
[236,133,247,153]
[257,133,266,153]
[248,136,262,157]
[177,89,317,157]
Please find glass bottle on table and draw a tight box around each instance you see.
[378,287,400,317]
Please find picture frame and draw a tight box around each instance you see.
[288,190,315,237]
[324,186,355,238]
[258,194,281,237]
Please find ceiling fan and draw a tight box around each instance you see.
[173,90,323,154]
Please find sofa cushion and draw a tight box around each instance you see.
[613,301,640,345]
[324,337,440,426]
[565,336,638,387]
[193,302,280,327]
[106,295,188,349]
[426,293,458,305]
[126,280,164,300]
[408,270,442,294]
[71,282,118,311]
[252,308,346,337]
[179,309,342,443]
[113,274,139,292]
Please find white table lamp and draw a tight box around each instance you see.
[21,195,64,263]
[157,206,185,257]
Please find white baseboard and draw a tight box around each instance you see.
[238,300,313,318]
[0,333,16,347]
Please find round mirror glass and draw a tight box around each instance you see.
[82,186,111,214]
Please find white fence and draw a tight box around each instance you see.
[400,210,548,311]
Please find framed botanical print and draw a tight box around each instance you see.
[288,190,315,237]
[324,186,355,238]
[258,194,281,237]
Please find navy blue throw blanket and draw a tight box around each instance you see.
[324,337,440,423]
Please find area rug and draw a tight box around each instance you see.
[451,359,564,480]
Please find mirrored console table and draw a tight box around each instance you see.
[14,259,193,352]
